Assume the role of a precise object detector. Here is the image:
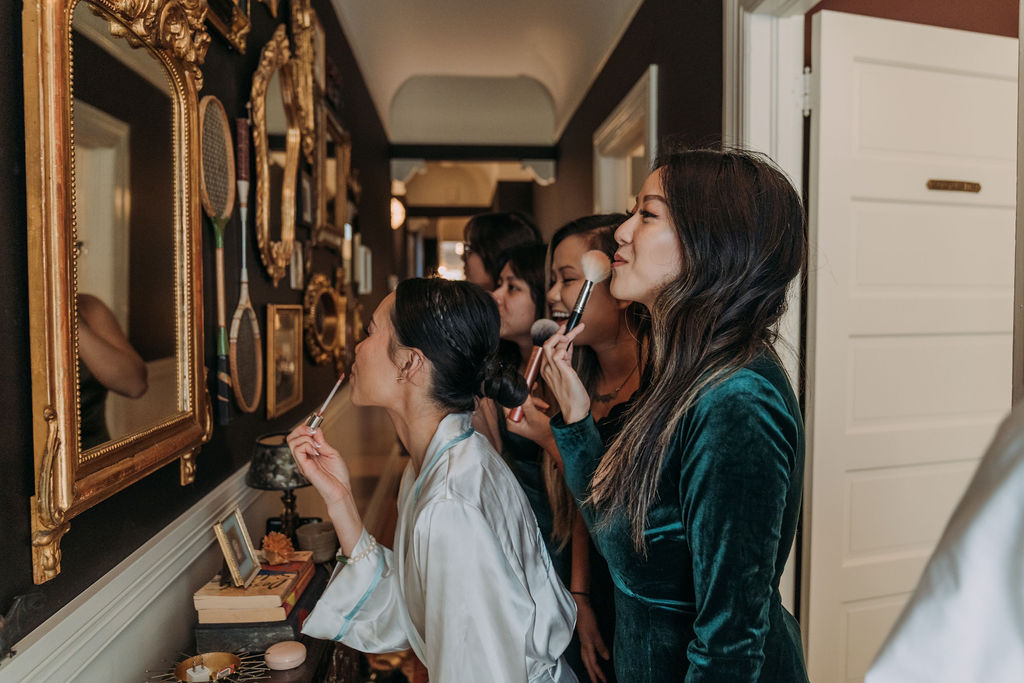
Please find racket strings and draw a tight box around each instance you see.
[235,312,259,404]
[201,109,233,218]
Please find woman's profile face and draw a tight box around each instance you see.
[611,169,683,307]
[350,293,402,408]
[547,234,624,346]
[491,262,536,348]
[463,247,494,291]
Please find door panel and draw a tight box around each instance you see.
[805,11,1017,682]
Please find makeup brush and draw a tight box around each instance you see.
[305,374,345,430]
[509,319,560,423]
[564,250,612,333]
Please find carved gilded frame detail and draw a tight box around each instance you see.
[251,24,297,287]
[290,0,316,164]
[23,0,213,584]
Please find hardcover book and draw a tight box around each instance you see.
[193,551,315,610]
[194,566,329,653]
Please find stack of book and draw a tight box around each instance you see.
[193,550,329,653]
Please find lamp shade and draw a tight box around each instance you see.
[247,432,311,491]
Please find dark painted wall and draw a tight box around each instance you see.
[534,0,723,235]
[805,0,1018,63]
[0,0,390,635]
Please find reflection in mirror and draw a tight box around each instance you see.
[267,68,290,247]
[72,6,179,455]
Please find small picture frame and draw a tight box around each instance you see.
[290,240,305,290]
[213,506,260,587]
[267,304,304,418]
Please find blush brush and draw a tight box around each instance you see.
[564,250,612,333]
[509,319,560,423]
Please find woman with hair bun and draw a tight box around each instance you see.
[289,278,578,682]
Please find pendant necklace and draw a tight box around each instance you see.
[593,363,638,403]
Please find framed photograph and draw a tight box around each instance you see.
[213,506,260,587]
[290,240,305,290]
[266,304,303,418]
[312,11,326,92]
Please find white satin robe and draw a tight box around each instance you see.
[302,412,578,683]
[866,402,1024,682]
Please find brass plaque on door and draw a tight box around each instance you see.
[926,179,981,193]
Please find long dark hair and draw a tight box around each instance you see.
[496,243,549,322]
[589,147,806,551]
[391,278,528,411]
[463,212,541,284]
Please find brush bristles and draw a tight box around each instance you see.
[531,318,560,346]
[581,250,612,283]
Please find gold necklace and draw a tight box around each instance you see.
[593,363,638,403]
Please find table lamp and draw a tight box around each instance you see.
[246,432,310,539]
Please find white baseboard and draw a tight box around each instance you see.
[0,465,278,683]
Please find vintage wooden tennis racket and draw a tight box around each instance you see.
[228,117,263,413]
[199,95,236,425]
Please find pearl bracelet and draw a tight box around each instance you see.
[337,534,377,567]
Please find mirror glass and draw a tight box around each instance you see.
[72,6,179,455]
[267,68,291,246]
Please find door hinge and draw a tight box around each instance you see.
[801,66,812,118]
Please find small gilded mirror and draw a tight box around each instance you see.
[314,104,351,252]
[303,272,346,366]
[252,24,297,287]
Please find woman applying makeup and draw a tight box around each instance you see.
[289,278,577,682]
[508,215,640,683]
[542,148,808,682]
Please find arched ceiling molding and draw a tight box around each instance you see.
[389,75,555,145]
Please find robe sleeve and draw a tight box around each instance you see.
[301,528,411,653]
[680,375,798,682]
[412,499,535,683]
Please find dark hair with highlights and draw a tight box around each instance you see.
[391,278,528,412]
[463,212,542,285]
[589,147,807,551]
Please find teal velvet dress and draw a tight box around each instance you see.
[550,354,808,682]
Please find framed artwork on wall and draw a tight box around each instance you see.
[266,304,303,418]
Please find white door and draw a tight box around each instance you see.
[804,11,1017,682]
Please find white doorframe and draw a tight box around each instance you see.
[723,0,807,616]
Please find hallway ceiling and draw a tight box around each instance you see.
[329,0,644,145]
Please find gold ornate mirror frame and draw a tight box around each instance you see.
[23,0,213,584]
[251,24,297,287]
[303,272,346,365]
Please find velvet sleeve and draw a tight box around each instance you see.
[549,412,604,504]
[679,373,799,682]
